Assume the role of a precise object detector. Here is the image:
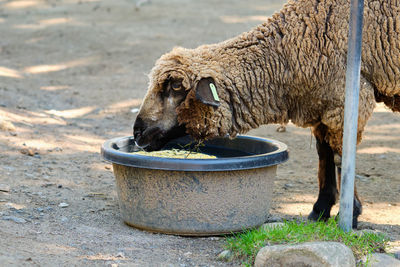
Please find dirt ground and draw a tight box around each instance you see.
[0,0,399,266]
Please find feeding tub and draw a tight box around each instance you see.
[101,135,288,236]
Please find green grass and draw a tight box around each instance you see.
[225,218,389,266]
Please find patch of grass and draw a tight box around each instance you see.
[225,218,389,266]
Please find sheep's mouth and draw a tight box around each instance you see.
[134,124,187,151]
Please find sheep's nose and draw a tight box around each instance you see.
[133,117,146,140]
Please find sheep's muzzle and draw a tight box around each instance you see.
[133,117,187,151]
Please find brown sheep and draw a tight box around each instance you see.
[133,0,400,228]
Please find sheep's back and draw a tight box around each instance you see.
[362,0,400,97]
[276,0,400,94]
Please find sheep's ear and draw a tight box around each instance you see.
[195,77,221,108]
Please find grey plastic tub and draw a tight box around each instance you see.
[101,135,288,236]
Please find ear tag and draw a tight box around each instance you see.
[209,83,220,102]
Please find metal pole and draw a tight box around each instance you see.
[339,0,364,232]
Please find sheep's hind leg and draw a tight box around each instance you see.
[308,124,338,222]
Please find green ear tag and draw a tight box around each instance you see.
[209,83,219,102]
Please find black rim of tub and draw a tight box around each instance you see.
[101,135,289,171]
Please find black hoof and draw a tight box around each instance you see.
[353,199,362,229]
[308,209,330,222]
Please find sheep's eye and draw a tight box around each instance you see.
[170,81,182,91]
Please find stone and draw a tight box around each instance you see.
[283,183,294,189]
[58,202,69,208]
[393,249,400,260]
[20,148,35,156]
[265,215,282,223]
[364,253,400,267]
[2,216,27,224]
[0,119,16,132]
[131,108,139,113]
[217,250,233,261]
[0,184,10,192]
[276,125,286,132]
[255,241,355,267]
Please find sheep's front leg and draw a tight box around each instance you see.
[308,124,338,222]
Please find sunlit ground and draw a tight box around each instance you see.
[0,0,399,265]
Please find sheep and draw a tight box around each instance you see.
[133,0,400,228]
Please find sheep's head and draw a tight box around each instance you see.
[133,46,233,151]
